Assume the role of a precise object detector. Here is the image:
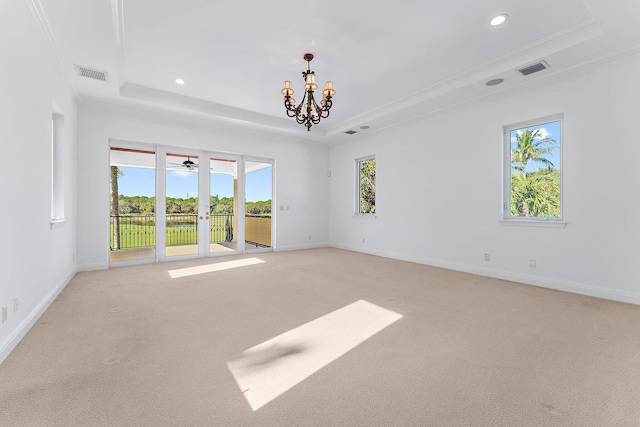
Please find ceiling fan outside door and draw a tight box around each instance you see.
[167,154,198,170]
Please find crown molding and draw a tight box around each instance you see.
[108,1,332,142]
[326,16,603,136]
[23,0,81,100]
[118,83,333,140]
[333,43,640,143]
[81,96,330,145]
[110,0,126,86]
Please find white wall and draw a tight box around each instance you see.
[1,0,637,368]
[76,103,330,269]
[0,0,77,362]
[329,52,640,304]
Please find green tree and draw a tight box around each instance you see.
[110,166,124,249]
[510,128,559,217]
[213,196,234,214]
[209,195,220,213]
[246,200,271,215]
[359,158,376,214]
[511,169,560,217]
[511,129,556,176]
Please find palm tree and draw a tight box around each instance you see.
[511,129,556,176]
[510,128,559,217]
[511,170,560,217]
[110,166,124,249]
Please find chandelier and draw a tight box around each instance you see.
[281,53,335,131]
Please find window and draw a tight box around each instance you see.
[51,109,65,226]
[355,155,376,215]
[503,115,562,221]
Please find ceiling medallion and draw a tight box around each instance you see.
[281,53,335,131]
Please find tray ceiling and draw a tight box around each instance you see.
[31,0,640,142]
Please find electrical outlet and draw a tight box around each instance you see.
[529,259,536,268]
[362,238,365,243]
[13,297,18,313]
[308,235,311,240]
[484,253,491,262]
[1,307,7,323]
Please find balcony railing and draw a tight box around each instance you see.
[110,214,156,249]
[110,214,235,249]
[109,213,270,250]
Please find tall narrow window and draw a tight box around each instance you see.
[355,156,376,215]
[503,115,562,220]
[51,112,65,223]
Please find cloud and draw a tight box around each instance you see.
[171,170,194,178]
[511,127,552,143]
[536,127,551,139]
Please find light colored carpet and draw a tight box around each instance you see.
[1,248,640,426]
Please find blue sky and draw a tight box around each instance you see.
[116,166,272,201]
[510,120,561,172]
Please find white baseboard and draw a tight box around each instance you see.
[329,243,640,306]
[77,261,109,271]
[275,242,329,252]
[0,267,77,365]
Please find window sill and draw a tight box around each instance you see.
[50,218,67,230]
[499,219,566,228]
[353,214,377,220]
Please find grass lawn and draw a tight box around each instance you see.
[110,224,231,249]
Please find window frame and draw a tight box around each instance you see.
[354,155,376,218]
[502,114,564,225]
[51,106,66,229]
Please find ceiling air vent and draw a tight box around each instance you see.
[518,61,549,76]
[345,130,357,135]
[74,64,109,82]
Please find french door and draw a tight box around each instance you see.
[158,149,243,261]
[109,144,273,265]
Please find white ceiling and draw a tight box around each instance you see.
[35,0,640,143]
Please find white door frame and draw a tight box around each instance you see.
[108,141,274,266]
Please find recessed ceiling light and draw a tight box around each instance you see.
[175,78,185,85]
[486,78,505,86]
[360,126,370,130]
[490,14,509,26]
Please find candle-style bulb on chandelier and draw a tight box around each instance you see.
[281,53,335,131]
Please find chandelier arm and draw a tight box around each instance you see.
[308,94,322,125]
[284,98,298,114]
[294,102,308,125]
[320,96,333,112]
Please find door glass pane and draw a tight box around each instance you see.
[109,148,156,262]
[166,153,199,257]
[209,158,238,253]
[245,161,272,251]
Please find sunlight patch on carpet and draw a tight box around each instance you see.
[168,257,265,278]
[227,300,402,410]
